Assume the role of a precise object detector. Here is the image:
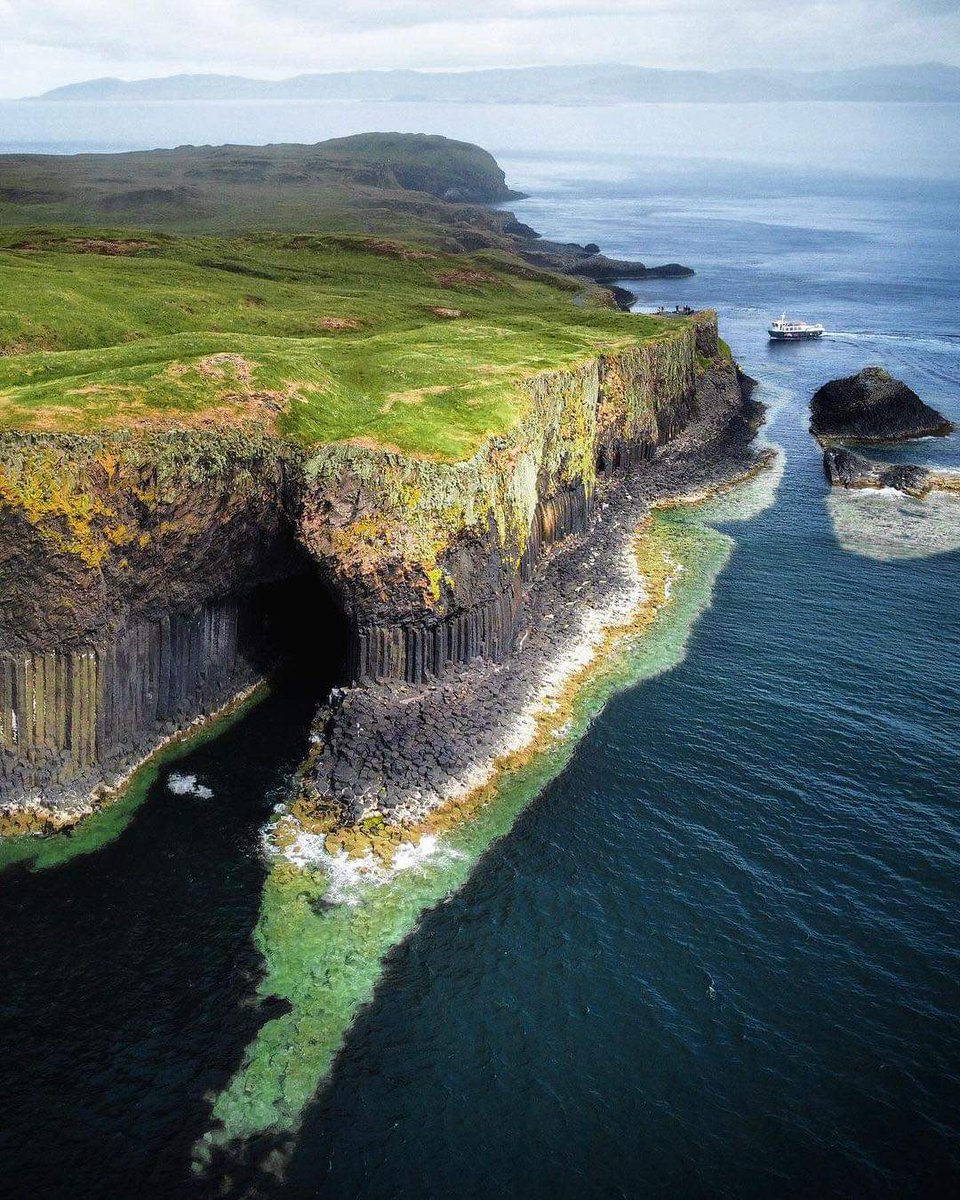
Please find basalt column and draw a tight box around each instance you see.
[303,318,713,686]
[0,599,258,805]
[0,430,299,811]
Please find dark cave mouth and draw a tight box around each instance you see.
[241,567,351,698]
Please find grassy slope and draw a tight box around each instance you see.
[0,135,523,244]
[0,229,680,460]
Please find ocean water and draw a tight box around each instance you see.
[1,105,960,1199]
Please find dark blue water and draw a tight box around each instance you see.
[2,135,960,1199]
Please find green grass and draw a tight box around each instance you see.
[0,135,523,244]
[0,228,682,460]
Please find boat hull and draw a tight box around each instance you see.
[769,329,823,340]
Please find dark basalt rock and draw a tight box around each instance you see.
[607,285,638,312]
[811,366,952,443]
[441,184,528,204]
[823,447,932,496]
[518,238,695,282]
[298,359,766,826]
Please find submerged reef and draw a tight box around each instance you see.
[826,486,960,562]
[815,371,958,560]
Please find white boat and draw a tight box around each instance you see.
[768,313,824,340]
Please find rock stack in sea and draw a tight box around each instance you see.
[810,366,952,443]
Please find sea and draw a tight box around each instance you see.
[1,100,959,1200]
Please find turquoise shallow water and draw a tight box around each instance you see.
[1,128,959,1198]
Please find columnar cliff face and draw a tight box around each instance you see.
[0,602,259,812]
[298,315,711,682]
[0,313,719,814]
[0,431,298,813]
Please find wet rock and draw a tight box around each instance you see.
[823,447,933,497]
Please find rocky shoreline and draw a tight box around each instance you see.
[1,314,714,832]
[277,360,769,864]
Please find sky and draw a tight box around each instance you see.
[2,0,959,97]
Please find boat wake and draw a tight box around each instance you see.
[824,330,960,353]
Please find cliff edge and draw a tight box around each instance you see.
[0,220,724,822]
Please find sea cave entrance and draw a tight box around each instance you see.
[241,561,351,701]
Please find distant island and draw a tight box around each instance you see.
[0,134,691,287]
[26,62,960,105]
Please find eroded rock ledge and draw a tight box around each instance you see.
[823,447,960,498]
[1,312,731,825]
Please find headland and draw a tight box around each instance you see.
[0,133,766,849]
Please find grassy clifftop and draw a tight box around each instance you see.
[0,229,687,460]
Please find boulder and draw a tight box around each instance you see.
[811,366,952,442]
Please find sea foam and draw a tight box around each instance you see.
[166,773,214,799]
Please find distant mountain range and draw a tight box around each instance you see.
[30,63,960,105]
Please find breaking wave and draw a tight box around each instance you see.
[167,773,214,799]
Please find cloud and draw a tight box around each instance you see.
[1,0,958,96]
